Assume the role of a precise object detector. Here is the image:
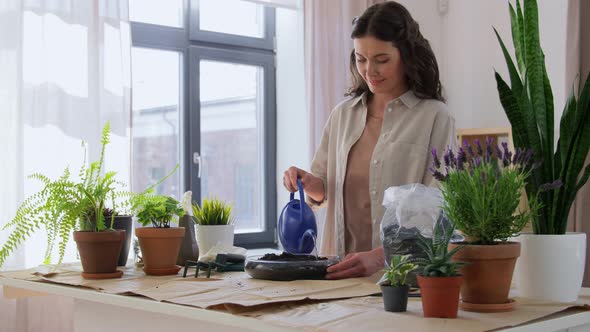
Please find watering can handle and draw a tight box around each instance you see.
[288,178,306,224]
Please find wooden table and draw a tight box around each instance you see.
[2,272,590,332]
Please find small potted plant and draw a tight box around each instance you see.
[430,138,542,312]
[192,197,235,258]
[414,221,465,318]
[377,255,417,312]
[0,122,127,279]
[131,191,185,276]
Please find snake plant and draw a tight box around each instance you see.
[495,0,590,234]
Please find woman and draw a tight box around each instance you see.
[283,2,454,279]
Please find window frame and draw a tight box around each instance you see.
[189,0,275,50]
[130,0,277,249]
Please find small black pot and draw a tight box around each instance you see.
[108,215,132,266]
[381,284,410,312]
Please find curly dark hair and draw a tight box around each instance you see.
[347,2,444,102]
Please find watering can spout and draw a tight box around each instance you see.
[299,229,317,254]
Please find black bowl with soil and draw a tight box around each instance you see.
[245,252,340,281]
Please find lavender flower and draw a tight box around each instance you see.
[431,148,441,169]
[502,154,510,167]
[434,170,448,182]
[448,147,456,168]
[495,143,503,161]
[474,156,482,168]
[485,137,494,160]
[456,147,467,170]
[443,150,451,167]
[429,167,448,181]
[539,180,563,192]
[464,139,475,158]
[502,142,512,166]
[475,139,483,156]
[513,148,525,166]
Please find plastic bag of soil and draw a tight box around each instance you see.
[379,184,446,288]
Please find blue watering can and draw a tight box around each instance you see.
[279,179,317,254]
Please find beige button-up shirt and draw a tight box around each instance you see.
[308,91,455,258]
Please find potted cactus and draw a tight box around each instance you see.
[414,221,465,318]
[377,255,417,312]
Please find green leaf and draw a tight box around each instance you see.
[495,72,528,148]
[556,86,578,171]
[509,2,526,76]
[523,0,551,178]
[494,28,523,97]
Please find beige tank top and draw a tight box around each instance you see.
[343,112,383,254]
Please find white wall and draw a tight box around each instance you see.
[276,6,308,239]
[396,0,569,135]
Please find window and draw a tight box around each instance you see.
[131,47,182,199]
[130,0,276,247]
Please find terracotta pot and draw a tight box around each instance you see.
[136,227,185,276]
[74,230,125,279]
[449,242,520,307]
[417,275,463,318]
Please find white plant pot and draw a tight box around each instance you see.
[196,225,235,258]
[513,232,586,302]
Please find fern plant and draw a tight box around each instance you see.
[0,122,127,267]
[130,194,184,228]
[495,0,590,234]
[128,164,184,228]
[413,221,466,277]
[191,197,234,226]
[378,255,417,287]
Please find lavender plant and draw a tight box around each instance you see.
[430,138,547,245]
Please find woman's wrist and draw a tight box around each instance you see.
[303,174,326,202]
[371,247,385,264]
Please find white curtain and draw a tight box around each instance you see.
[0,0,131,270]
[303,0,384,157]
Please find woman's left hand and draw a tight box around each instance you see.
[325,247,385,279]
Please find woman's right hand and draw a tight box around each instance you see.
[282,166,325,202]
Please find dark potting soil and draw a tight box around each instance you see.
[382,224,427,288]
[382,215,461,288]
[245,252,338,281]
[259,252,328,261]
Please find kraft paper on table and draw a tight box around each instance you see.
[0,264,381,308]
[2,264,590,332]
